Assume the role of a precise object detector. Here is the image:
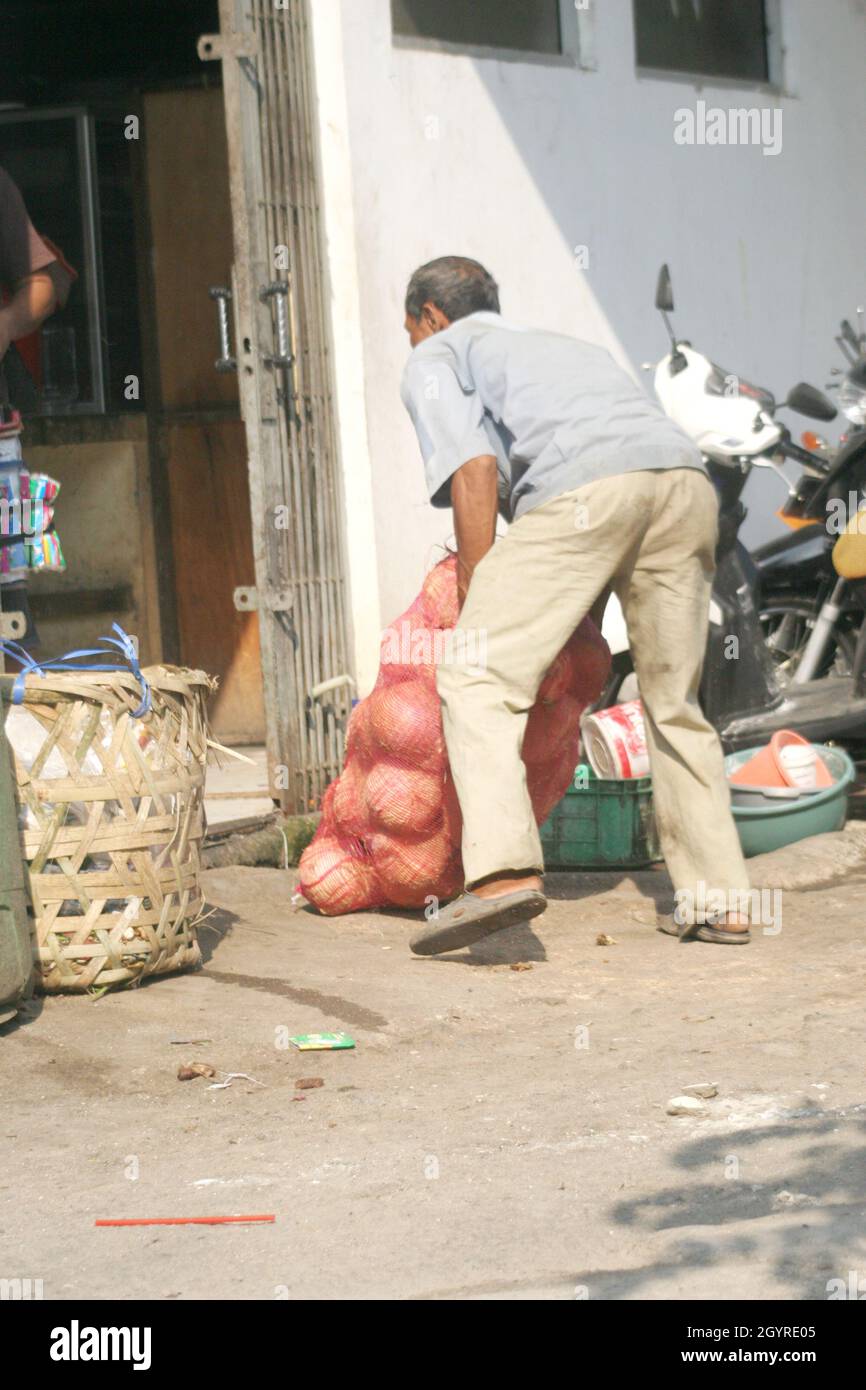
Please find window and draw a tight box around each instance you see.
[633,0,770,84]
[392,0,563,58]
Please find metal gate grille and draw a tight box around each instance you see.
[203,0,352,813]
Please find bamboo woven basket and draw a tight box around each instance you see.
[7,664,215,993]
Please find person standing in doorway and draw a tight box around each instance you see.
[0,166,73,650]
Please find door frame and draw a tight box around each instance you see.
[199,0,354,812]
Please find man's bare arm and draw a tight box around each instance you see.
[0,272,58,359]
[451,454,498,610]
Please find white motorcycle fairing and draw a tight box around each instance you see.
[653,345,782,461]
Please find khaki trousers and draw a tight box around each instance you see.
[436,468,750,913]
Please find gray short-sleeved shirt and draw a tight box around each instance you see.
[401,311,705,521]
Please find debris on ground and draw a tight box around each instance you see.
[681,1081,718,1099]
[510,962,534,972]
[772,1189,818,1210]
[596,933,617,946]
[206,1072,265,1091]
[170,1037,213,1046]
[95,1215,275,1228]
[289,1032,355,1051]
[666,1095,708,1117]
[177,1062,217,1081]
[295,1077,324,1090]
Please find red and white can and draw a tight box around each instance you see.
[580,699,650,779]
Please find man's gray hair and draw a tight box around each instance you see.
[405,256,500,322]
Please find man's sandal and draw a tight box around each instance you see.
[657,916,751,945]
[410,888,547,956]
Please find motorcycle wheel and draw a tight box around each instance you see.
[759,602,858,683]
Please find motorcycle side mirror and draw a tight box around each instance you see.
[655,264,674,312]
[784,381,838,422]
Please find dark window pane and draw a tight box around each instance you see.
[633,0,769,83]
[392,0,562,56]
[93,116,143,415]
[3,0,219,100]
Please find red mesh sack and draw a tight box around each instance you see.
[299,554,610,914]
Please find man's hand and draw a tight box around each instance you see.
[451,454,498,611]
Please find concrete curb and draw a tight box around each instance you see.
[202,813,319,870]
[200,813,866,895]
[745,822,866,892]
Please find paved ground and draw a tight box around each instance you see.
[2,849,866,1301]
[203,745,273,835]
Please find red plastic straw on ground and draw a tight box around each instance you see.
[95,1215,275,1227]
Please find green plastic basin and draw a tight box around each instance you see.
[725,744,855,857]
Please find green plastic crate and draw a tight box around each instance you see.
[539,764,661,869]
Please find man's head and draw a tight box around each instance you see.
[404,255,500,346]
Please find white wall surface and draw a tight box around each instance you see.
[311,0,866,687]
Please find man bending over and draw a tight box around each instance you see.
[400,255,750,955]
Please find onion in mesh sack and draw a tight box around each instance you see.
[537,650,572,705]
[367,828,455,909]
[367,679,443,767]
[298,836,382,915]
[528,741,581,824]
[379,607,443,679]
[522,693,583,767]
[332,759,368,836]
[344,699,374,766]
[420,556,459,628]
[364,760,442,835]
[300,556,610,916]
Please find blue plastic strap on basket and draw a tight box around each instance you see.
[0,623,151,717]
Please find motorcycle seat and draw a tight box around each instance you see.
[833,510,866,579]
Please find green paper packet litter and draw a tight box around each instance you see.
[289,1032,355,1051]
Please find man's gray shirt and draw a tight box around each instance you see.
[401,311,705,521]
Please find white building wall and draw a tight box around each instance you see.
[310,0,866,692]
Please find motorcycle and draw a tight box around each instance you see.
[599,265,866,751]
[752,309,866,683]
[827,307,866,433]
